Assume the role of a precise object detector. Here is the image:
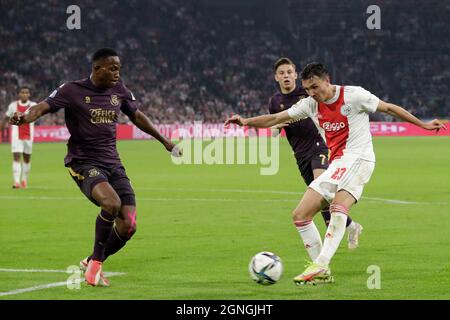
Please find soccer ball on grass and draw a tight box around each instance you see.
[248,251,283,285]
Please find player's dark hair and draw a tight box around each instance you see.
[19,86,30,92]
[274,57,296,72]
[300,62,329,80]
[92,48,119,63]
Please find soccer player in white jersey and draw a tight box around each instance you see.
[0,87,37,188]
[225,62,446,284]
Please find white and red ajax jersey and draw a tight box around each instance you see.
[288,86,379,163]
[6,100,37,141]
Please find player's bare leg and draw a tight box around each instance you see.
[21,153,31,188]
[83,182,122,287]
[292,187,325,221]
[312,169,331,226]
[12,152,21,188]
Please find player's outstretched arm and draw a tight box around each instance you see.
[377,100,447,132]
[9,102,51,125]
[127,110,181,155]
[224,110,292,128]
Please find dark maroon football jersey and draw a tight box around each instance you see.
[45,78,138,166]
[269,86,328,160]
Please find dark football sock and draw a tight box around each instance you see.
[91,210,115,262]
[104,225,127,260]
[321,207,331,227]
[322,207,353,228]
[346,214,353,228]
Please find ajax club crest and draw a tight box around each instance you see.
[340,104,351,116]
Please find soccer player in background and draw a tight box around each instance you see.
[0,87,36,189]
[10,48,181,287]
[225,62,446,284]
[269,57,363,251]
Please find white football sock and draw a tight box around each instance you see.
[294,220,322,261]
[13,161,21,184]
[22,162,31,182]
[315,205,348,267]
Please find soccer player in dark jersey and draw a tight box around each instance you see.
[269,58,363,253]
[10,48,181,287]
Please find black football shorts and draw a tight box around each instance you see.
[67,160,136,207]
[296,148,329,186]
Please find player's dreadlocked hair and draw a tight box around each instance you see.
[274,57,296,72]
[300,62,329,80]
[92,48,119,63]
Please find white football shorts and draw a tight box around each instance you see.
[309,154,375,203]
[11,139,33,154]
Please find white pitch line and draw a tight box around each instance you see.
[0,194,447,205]
[139,188,447,205]
[0,196,81,200]
[361,196,434,205]
[0,195,297,203]
[23,186,302,195]
[0,185,448,205]
[138,197,298,203]
[0,281,71,297]
[0,268,69,273]
[0,268,125,276]
[139,188,448,204]
[140,187,302,195]
[0,268,125,297]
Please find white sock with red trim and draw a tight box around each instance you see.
[315,204,348,267]
[22,162,31,183]
[13,161,21,184]
[294,220,322,261]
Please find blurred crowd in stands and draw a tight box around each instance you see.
[1,0,448,126]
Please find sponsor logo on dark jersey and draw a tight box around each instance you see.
[90,108,117,124]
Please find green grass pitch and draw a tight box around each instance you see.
[0,136,449,299]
